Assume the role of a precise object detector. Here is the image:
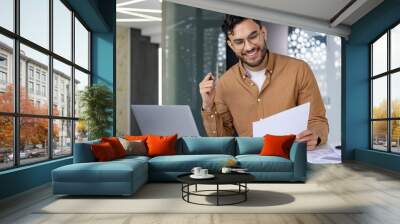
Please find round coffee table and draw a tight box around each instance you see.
[177,173,255,206]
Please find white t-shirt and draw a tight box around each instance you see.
[247,69,266,91]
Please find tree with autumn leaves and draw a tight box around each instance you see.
[373,99,400,143]
[0,85,14,151]
[0,84,59,153]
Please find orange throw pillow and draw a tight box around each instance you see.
[146,134,177,157]
[124,135,148,141]
[91,142,117,161]
[101,137,127,158]
[260,134,296,159]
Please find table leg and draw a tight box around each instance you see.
[217,184,219,206]
[181,184,183,199]
[245,183,247,201]
[187,184,190,202]
[195,184,197,192]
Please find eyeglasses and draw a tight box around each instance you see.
[229,30,264,51]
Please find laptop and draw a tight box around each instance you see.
[131,105,200,137]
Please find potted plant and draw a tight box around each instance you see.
[79,84,113,140]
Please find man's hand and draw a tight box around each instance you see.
[199,73,216,111]
[296,129,319,150]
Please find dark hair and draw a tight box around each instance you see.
[221,15,262,37]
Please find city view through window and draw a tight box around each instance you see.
[0,0,91,170]
[371,23,400,153]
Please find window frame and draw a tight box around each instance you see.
[370,20,400,154]
[0,0,92,171]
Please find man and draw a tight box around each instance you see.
[199,15,329,150]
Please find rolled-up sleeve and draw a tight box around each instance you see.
[201,81,235,136]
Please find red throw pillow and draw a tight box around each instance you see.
[260,134,296,159]
[124,135,148,141]
[101,137,127,158]
[146,134,177,157]
[91,142,117,161]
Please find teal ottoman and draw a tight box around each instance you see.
[52,156,148,196]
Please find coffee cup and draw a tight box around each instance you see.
[200,169,208,176]
[191,167,202,176]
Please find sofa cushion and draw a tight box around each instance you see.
[235,137,263,155]
[115,155,150,163]
[236,155,293,172]
[260,134,296,159]
[124,135,148,141]
[147,134,178,157]
[119,138,147,156]
[148,154,235,172]
[91,142,118,161]
[101,137,127,158]
[180,137,236,155]
[52,159,147,183]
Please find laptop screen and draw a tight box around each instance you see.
[131,105,200,137]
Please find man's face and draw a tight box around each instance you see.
[227,19,267,68]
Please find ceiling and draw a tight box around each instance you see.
[116,0,384,42]
[222,0,383,26]
[225,0,353,24]
[116,0,162,43]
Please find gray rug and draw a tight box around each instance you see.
[38,183,362,214]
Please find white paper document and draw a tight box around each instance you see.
[252,102,310,137]
[307,144,342,164]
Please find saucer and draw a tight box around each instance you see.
[232,170,249,174]
[190,174,215,179]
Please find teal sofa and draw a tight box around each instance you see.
[52,137,306,196]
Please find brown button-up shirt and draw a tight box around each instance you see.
[201,51,329,144]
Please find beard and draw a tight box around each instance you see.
[237,43,268,68]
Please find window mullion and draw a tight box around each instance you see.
[14,0,20,167]
[370,45,373,149]
[48,0,54,160]
[71,10,76,155]
[388,29,391,152]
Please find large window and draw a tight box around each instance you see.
[0,0,91,170]
[371,23,400,153]
[0,0,14,32]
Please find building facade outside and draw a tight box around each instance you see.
[0,40,82,168]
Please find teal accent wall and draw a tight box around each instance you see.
[66,0,111,32]
[70,0,116,134]
[343,0,400,171]
[0,0,116,200]
[342,43,369,160]
[355,149,400,172]
[92,32,115,134]
[91,0,116,135]
[0,158,72,199]
[92,33,114,87]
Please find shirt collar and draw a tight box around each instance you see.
[238,50,274,79]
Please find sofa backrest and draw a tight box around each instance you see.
[74,137,270,162]
[235,137,263,155]
[178,137,236,155]
[73,139,100,163]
